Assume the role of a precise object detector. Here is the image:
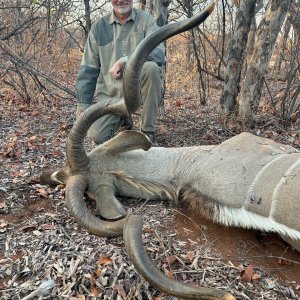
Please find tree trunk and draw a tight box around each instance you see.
[149,0,170,26]
[274,16,291,79]
[137,0,147,10]
[244,0,263,71]
[220,0,257,114]
[148,0,170,106]
[238,0,292,121]
[83,0,92,41]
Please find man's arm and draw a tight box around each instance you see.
[76,27,100,115]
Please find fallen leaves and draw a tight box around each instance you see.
[0,92,299,300]
[240,264,253,282]
[186,251,195,261]
[97,256,113,266]
[10,171,25,177]
[90,274,102,297]
[240,263,261,282]
[35,188,48,198]
[0,201,8,209]
[2,136,21,159]
[164,255,177,265]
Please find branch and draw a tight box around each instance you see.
[0,16,41,41]
[0,41,76,97]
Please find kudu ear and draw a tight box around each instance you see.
[102,130,152,155]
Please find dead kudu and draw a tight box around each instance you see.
[40,3,300,300]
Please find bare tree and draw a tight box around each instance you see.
[277,0,300,119]
[149,0,170,26]
[238,0,292,122]
[0,0,104,104]
[220,0,257,114]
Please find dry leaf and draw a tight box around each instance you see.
[11,172,23,177]
[28,135,37,142]
[0,202,8,209]
[143,227,154,233]
[91,287,101,297]
[252,273,261,281]
[164,255,177,265]
[175,100,183,107]
[90,275,101,297]
[36,188,48,197]
[60,123,68,131]
[57,184,66,190]
[98,256,112,265]
[0,221,8,229]
[166,270,175,279]
[117,284,127,298]
[202,258,210,266]
[186,251,195,261]
[241,264,253,282]
[202,132,213,140]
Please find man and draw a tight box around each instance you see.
[76,0,166,145]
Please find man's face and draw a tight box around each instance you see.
[111,0,133,16]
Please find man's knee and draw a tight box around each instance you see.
[87,114,123,144]
[87,126,113,144]
[142,61,161,81]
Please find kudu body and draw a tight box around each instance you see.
[44,128,300,250]
[40,3,299,299]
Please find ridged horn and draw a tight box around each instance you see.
[123,2,215,114]
[66,174,125,237]
[123,214,235,300]
[67,101,128,174]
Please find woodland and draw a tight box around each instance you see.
[0,0,300,299]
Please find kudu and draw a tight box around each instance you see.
[40,2,300,299]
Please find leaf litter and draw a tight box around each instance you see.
[0,96,299,299]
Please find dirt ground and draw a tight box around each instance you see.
[1,94,300,299]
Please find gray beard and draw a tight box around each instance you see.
[115,6,131,15]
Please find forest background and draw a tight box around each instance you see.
[1,0,300,128]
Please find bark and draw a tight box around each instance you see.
[289,1,300,37]
[148,0,171,105]
[137,0,147,10]
[274,16,291,78]
[83,0,92,40]
[220,0,257,114]
[238,0,292,121]
[185,38,193,72]
[149,0,170,27]
[244,0,263,70]
[192,29,207,105]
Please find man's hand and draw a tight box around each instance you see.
[109,60,123,79]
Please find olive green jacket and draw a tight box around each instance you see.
[76,8,166,111]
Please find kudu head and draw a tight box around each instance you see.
[41,2,236,299]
